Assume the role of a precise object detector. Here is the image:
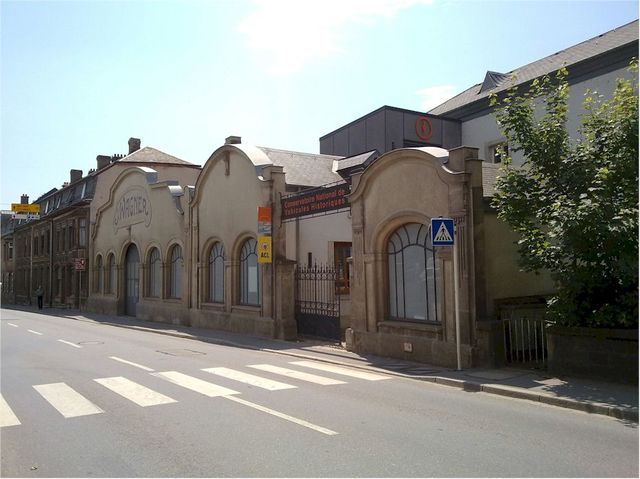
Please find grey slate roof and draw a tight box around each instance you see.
[121,146,199,167]
[429,20,638,116]
[258,147,344,187]
[334,150,379,172]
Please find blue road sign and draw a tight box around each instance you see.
[431,218,455,246]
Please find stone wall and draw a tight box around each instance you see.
[547,327,638,384]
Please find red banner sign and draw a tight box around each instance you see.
[282,184,349,220]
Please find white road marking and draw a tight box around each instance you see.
[58,339,82,348]
[202,367,297,391]
[27,329,43,336]
[109,356,154,372]
[7,323,18,328]
[223,395,338,435]
[248,364,347,385]
[152,371,240,397]
[33,383,104,418]
[290,360,391,381]
[94,377,177,407]
[0,394,21,428]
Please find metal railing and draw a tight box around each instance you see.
[500,302,548,366]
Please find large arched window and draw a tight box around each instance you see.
[169,245,183,299]
[148,247,161,298]
[388,223,439,322]
[208,242,225,303]
[107,253,116,294]
[239,238,260,306]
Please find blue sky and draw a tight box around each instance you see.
[1,0,638,208]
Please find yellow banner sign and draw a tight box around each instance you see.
[258,236,272,264]
[11,203,40,213]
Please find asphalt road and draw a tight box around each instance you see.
[1,308,638,477]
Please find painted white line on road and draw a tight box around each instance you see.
[7,323,18,328]
[27,329,43,336]
[152,371,240,397]
[109,356,154,372]
[248,364,347,385]
[202,367,297,391]
[58,339,82,349]
[223,395,338,436]
[33,383,104,418]
[0,394,21,428]
[290,360,391,381]
[94,377,177,407]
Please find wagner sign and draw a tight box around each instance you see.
[282,183,349,220]
[113,187,152,231]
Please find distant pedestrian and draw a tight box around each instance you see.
[35,285,44,310]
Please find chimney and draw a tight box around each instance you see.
[70,169,83,183]
[20,194,29,204]
[97,155,111,170]
[128,137,141,154]
[225,135,241,145]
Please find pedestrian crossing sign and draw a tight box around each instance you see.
[431,218,455,246]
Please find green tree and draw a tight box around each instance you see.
[490,64,638,328]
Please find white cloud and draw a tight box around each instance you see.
[416,84,458,111]
[238,0,435,76]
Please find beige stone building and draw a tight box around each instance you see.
[5,20,635,370]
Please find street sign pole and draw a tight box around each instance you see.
[453,235,461,371]
[431,217,461,370]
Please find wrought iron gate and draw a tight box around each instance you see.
[499,299,548,367]
[295,264,341,340]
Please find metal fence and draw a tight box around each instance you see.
[295,264,341,340]
[499,301,548,367]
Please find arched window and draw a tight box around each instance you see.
[239,238,260,306]
[208,242,225,303]
[387,223,439,322]
[148,248,161,298]
[107,253,117,294]
[95,255,103,293]
[169,245,183,299]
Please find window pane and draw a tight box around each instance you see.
[240,239,260,306]
[387,223,439,322]
[170,246,183,299]
[149,248,161,298]
[108,255,116,294]
[208,243,224,303]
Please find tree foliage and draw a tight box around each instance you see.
[490,63,638,328]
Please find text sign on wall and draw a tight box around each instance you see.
[281,183,349,220]
[113,186,152,231]
[258,206,272,236]
[258,236,272,264]
[257,206,272,264]
[74,258,86,271]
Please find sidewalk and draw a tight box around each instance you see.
[5,305,638,423]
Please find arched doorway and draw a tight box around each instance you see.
[125,244,140,316]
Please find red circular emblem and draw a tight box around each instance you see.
[415,116,433,141]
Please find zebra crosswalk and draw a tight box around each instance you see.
[1,360,390,431]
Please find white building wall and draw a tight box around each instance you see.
[285,211,352,266]
[461,66,633,164]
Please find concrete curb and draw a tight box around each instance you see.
[63,314,640,423]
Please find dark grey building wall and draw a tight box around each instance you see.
[320,106,461,157]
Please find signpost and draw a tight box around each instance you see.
[75,259,86,311]
[11,203,40,214]
[431,217,462,371]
